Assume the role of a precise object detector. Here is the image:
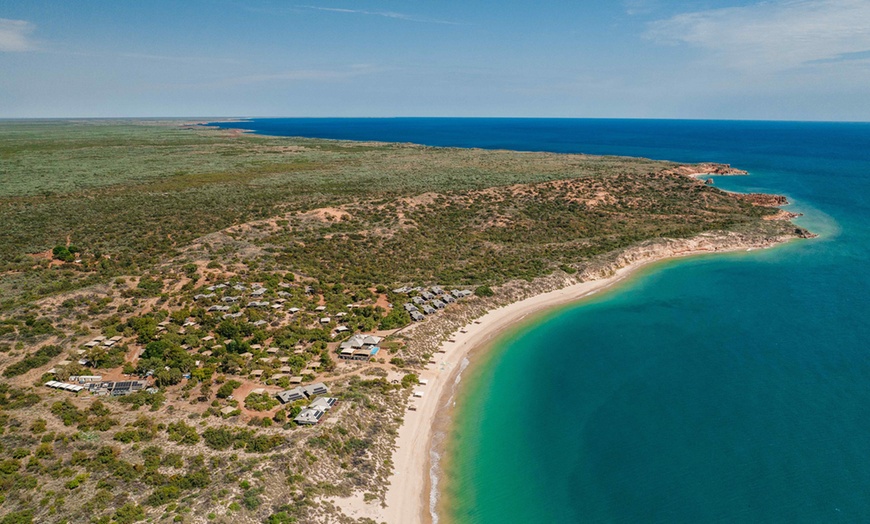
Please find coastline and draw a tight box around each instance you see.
[331,233,802,524]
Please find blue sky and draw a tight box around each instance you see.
[1,0,869,120]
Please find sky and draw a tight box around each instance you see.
[1,0,869,120]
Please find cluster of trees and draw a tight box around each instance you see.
[200,426,284,452]
[51,244,80,263]
[3,344,62,377]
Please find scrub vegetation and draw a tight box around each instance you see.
[0,120,805,523]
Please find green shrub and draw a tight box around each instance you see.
[166,421,200,445]
[244,392,278,412]
[3,344,62,377]
[474,285,494,297]
[216,380,241,399]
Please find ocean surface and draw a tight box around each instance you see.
[210,118,870,523]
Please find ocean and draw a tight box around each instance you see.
[210,118,870,523]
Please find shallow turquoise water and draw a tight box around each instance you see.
[442,124,870,523]
[211,119,870,523]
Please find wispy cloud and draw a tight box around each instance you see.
[623,0,662,16]
[296,5,463,25]
[645,0,870,70]
[0,18,36,52]
[116,52,241,65]
[168,64,386,89]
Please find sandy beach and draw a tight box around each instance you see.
[332,239,785,524]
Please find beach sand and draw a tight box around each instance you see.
[332,241,785,524]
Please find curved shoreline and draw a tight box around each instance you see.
[363,236,797,524]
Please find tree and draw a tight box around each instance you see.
[52,245,74,262]
[154,368,182,388]
[474,285,494,297]
[216,380,241,399]
[86,346,109,368]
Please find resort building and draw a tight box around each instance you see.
[276,387,306,404]
[338,334,382,360]
[302,382,329,397]
[294,407,325,425]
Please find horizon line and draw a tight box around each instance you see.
[1,116,869,124]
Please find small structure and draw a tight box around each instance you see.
[302,382,328,397]
[422,305,436,315]
[220,406,238,416]
[410,311,425,322]
[247,301,269,308]
[251,287,267,297]
[45,381,85,392]
[294,407,325,425]
[69,375,102,383]
[104,335,123,347]
[338,334,382,360]
[89,380,147,396]
[276,387,306,404]
[308,396,337,410]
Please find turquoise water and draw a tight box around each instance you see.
[210,119,870,523]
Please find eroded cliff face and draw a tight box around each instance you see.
[667,163,749,177]
[733,193,790,206]
[579,231,797,282]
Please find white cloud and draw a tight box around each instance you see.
[645,0,870,70]
[0,18,36,52]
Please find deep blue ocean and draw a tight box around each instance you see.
[211,118,870,523]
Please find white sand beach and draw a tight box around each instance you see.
[335,238,785,524]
